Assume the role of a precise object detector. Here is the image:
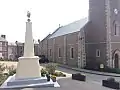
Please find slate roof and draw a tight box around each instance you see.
[41,34,51,42]
[49,17,88,39]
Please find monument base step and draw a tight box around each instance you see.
[0,74,60,89]
[7,77,47,86]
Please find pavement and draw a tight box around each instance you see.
[57,63,120,77]
[1,78,113,90]
[34,78,113,90]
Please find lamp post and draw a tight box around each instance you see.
[15,41,18,60]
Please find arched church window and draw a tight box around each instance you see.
[114,23,117,35]
[58,48,61,57]
[70,47,74,59]
[114,21,119,36]
[96,49,100,57]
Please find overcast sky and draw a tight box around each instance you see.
[0,0,89,43]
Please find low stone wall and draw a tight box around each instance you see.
[0,61,18,68]
[0,61,18,74]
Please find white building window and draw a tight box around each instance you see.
[96,49,100,57]
[58,48,61,57]
[70,47,74,59]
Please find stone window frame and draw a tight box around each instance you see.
[49,49,52,56]
[114,21,119,36]
[96,49,100,57]
[58,47,61,58]
[70,47,74,59]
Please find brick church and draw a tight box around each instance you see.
[40,0,120,69]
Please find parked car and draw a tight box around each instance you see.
[39,55,49,63]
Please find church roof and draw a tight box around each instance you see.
[49,17,88,39]
[41,34,51,42]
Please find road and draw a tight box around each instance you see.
[34,78,112,90]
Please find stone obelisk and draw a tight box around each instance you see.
[15,11,40,79]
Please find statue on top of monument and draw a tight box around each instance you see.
[27,11,31,18]
[27,11,31,22]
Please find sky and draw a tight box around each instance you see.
[0,0,89,43]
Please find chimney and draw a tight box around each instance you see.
[59,24,60,28]
[1,35,6,39]
[38,39,40,43]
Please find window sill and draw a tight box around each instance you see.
[96,56,100,57]
[114,35,119,36]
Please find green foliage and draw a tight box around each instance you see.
[53,71,66,77]
[0,63,5,74]
[41,68,47,77]
[103,66,120,74]
[85,61,120,74]
[40,63,66,77]
[0,64,16,85]
[45,63,57,75]
[51,75,56,82]
[0,74,8,85]
[8,69,16,76]
[107,77,115,82]
[0,63,7,85]
[110,68,120,74]
[7,65,16,76]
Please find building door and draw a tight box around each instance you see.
[115,54,119,68]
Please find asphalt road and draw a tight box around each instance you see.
[34,78,112,90]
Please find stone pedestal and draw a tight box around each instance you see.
[15,56,40,79]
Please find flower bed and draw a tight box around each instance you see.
[41,63,66,77]
[0,64,16,85]
[51,75,56,82]
[72,73,86,81]
[102,78,119,89]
